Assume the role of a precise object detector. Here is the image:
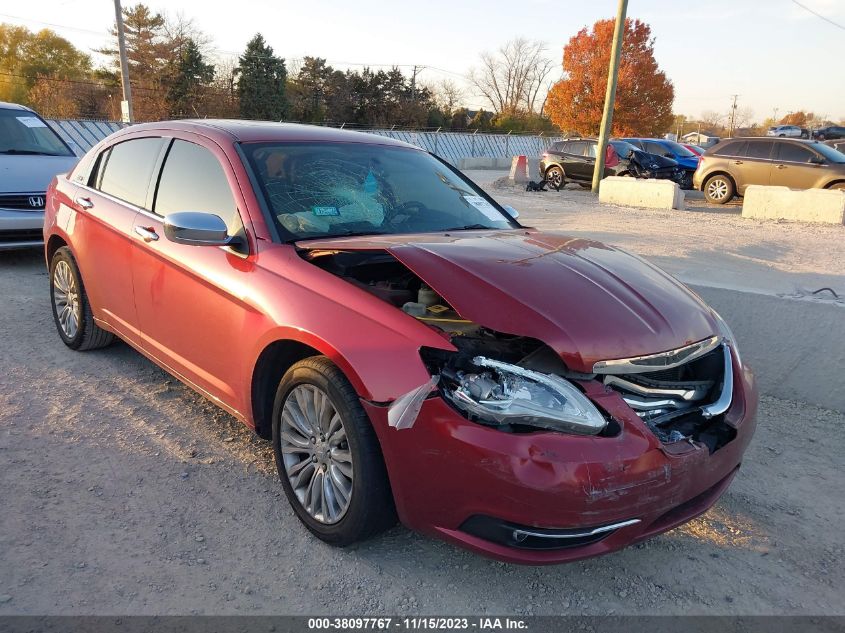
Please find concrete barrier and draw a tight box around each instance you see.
[509,155,530,184]
[598,176,685,210]
[457,157,516,170]
[742,185,845,224]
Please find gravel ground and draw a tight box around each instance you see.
[1,194,843,616]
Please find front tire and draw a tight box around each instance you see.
[703,174,735,204]
[544,165,565,190]
[49,247,114,351]
[272,356,396,545]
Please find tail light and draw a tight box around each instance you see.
[605,144,619,168]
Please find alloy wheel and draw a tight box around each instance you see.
[280,384,353,524]
[546,167,563,188]
[707,178,729,201]
[53,260,80,339]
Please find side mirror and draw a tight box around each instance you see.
[164,212,232,246]
[664,152,674,158]
[502,205,520,219]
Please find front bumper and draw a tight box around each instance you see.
[0,208,45,250]
[363,359,757,565]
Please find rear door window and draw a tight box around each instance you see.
[644,141,668,156]
[585,143,597,158]
[745,141,774,160]
[97,137,165,208]
[775,143,814,163]
[153,139,240,232]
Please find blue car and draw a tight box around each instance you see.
[621,138,700,189]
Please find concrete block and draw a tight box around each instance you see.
[509,155,529,183]
[742,185,845,224]
[457,157,516,170]
[598,176,685,210]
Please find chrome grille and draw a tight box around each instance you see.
[0,193,46,211]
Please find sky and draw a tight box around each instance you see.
[2,0,844,123]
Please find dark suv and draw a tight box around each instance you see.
[693,137,845,204]
[813,126,845,141]
[539,138,633,189]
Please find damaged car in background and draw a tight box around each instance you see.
[44,121,757,564]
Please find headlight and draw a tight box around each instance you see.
[712,310,742,367]
[443,356,607,435]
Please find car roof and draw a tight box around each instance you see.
[119,119,419,149]
[0,101,34,112]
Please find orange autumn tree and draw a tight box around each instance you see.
[546,18,674,137]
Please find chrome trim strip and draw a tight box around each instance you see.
[592,335,721,374]
[512,518,641,541]
[619,396,689,411]
[702,345,733,418]
[603,375,702,401]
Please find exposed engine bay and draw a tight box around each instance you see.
[302,248,736,451]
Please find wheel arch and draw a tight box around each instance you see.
[46,234,69,268]
[824,180,845,189]
[249,334,372,440]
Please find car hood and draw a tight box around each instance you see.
[298,230,719,373]
[0,155,79,193]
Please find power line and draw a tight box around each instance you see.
[790,0,845,30]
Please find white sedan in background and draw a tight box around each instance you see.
[766,125,808,138]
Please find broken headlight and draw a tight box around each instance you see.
[443,356,607,435]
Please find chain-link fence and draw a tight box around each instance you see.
[47,118,564,164]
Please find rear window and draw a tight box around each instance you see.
[97,137,164,208]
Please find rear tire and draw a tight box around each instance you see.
[703,174,735,204]
[272,356,396,546]
[49,247,114,351]
[828,182,845,191]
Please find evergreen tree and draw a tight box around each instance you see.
[167,38,213,117]
[236,33,288,120]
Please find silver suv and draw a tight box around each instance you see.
[0,102,79,250]
[766,125,808,139]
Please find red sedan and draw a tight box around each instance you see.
[44,121,757,564]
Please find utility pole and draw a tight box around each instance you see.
[113,0,134,123]
[728,94,739,137]
[772,107,779,123]
[410,65,422,103]
[591,0,628,194]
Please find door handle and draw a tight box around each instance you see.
[75,195,94,209]
[134,226,159,242]
[732,160,743,165]
[776,164,787,169]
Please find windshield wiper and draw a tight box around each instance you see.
[440,224,497,232]
[0,149,66,156]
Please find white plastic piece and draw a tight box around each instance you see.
[387,376,439,430]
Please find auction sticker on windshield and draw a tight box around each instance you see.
[462,195,501,221]
[17,116,48,128]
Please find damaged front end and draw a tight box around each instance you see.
[302,245,738,452]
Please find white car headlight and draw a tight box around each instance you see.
[444,356,607,435]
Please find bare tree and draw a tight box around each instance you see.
[468,38,554,115]
[431,78,465,113]
[699,110,726,131]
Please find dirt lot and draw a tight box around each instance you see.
[1,191,844,616]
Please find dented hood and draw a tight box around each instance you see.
[299,230,719,373]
